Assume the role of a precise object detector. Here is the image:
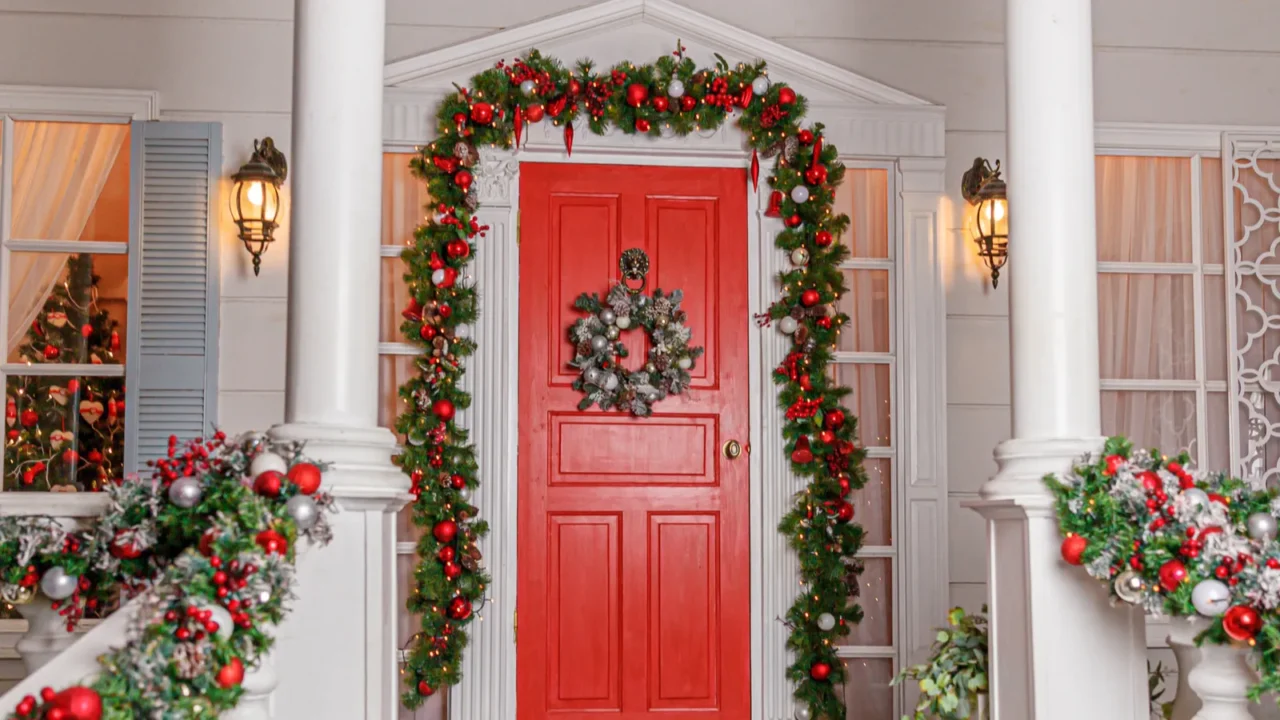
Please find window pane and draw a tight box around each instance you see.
[1207,391,1230,472]
[10,122,130,242]
[382,256,412,343]
[1201,158,1224,266]
[834,168,889,259]
[836,557,893,647]
[850,458,892,546]
[831,364,892,447]
[842,658,895,720]
[1204,273,1228,382]
[1098,274,1195,380]
[837,270,890,354]
[5,373,124,491]
[379,354,418,433]
[1095,156,1192,263]
[383,152,430,247]
[8,253,127,364]
[1102,390,1197,456]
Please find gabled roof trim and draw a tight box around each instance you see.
[383,0,935,108]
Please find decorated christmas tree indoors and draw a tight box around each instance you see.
[4,253,124,491]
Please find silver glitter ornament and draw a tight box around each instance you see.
[584,367,603,386]
[606,326,621,340]
[458,487,472,502]
[615,316,632,330]
[520,79,536,96]
[791,186,810,204]
[790,247,810,266]
[816,613,836,631]
[249,451,288,477]
[1182,488,1209,510]
[40,566,78,600]
[668,79,685,98]
[1191,579,1231,616]
[287,494,319,530]
[407,430,426,447]
[794,702,812,720]
[1113,569,1145,604]
[590,335,609,352]
[1249,512,1279,542]
[200,603,234,640]
[603,373,620,391]
[599,309,616,325]
[677,357,692,370]
[752,76,771,95]
[778,316,799,334]
[645,363,657,374]
[168,476,203,509]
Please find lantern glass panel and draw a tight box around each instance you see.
[974,196,1008,242]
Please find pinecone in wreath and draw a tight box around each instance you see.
[413,388,432,412]
[454,140,479,167]
[461,543,484,571]
[576,341,593,357]
[654,355,671,372]
[173,643,208,679]
[651,296,673,317]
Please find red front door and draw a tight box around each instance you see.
[517,163,751,719]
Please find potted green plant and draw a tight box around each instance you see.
[893,606,988,720]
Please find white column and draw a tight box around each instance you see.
[967,1,1146,719]
[271,1,408,719]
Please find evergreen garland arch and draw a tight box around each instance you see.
[396,44,871,718]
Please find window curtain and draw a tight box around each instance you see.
[7,122,129,353]
[1096,157,1199,455]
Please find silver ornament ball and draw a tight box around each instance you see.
[287,494,319,530]
[1182,488,1210,510]
[778,316,799,335]
[645,363,657,374]
[752,76,771,95]
[606,326,621,341]
[603,373,620,391]
[599,309,616,325]
[590,335,609,352]
[790,186,810,204]
[249,451,288,477]
[432,268,447,286]
[668,79,686,98]
[584,367,603,386]
[794,701,812,720]
[201,603,234,640]
[1191,578,1231,616]
[520,79,536,96]
[816,612,836,631]
[655,315,669,328]
[407,430,426,447]
[790,247,810,267]
[167,476,203,509]
[615,316,632,330]
[1249,512,1279,542]
[458,486,472,503]
[677,356,692,370]
[1113,569,1145,604]
[40,566,78,601]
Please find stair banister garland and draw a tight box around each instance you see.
[1048,437,1280,705]
[0,432,335,720]
[397,43,869,718]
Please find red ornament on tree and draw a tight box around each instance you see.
[111,531,142,559]
[446,239,470,259]
[438,546,456,563]
[253,470,284,498]
[449,596,473,620]
[43,345,60,361]
[525,103,545,123]
[798,129,815,145]
[199,528,219,556]
[785,214,803,228]
[564,124,575,156]
[419,324,437,341]
[288,462,323,495]
[47,686,102,720]
[469,102,494,124]
[569,78,582,95]
[255,529,288,556]
[819,430,835,445]
[452,112,467,128]
[680,95,697,112]
[451,473,467,489]
[750,149,760,191]
[1158,559,1188,592]
[635,118,651,133]
[454,170,473,192]
[810,661,831,681]
[417,681,435,697]
[778,87,797,105]
[824,409,846,429]
[815,230,833,247]
[801,289,821,307]
[217,657,245,688]
[1060,534,1087,565]
[1223,605,1262,641]
[434,520,459,543]
[433,398,456,422]
[836,501,855,524]
[652,96,669,113]
[1104,454,1126,476]
[443,561,462,580]
[839,475,852,497]
[791,436,814,464]
[626,83,649,107]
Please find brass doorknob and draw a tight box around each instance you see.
[723,439,742,459]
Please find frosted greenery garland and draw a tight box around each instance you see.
[396,42,871,719]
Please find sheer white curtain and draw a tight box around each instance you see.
[7,121,129,353]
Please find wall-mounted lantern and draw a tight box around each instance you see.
[229,138,287,276]
[961,157,1008,288]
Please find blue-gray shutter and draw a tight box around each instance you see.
[124,121,221,472]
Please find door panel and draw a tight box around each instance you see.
[518,163,750,720]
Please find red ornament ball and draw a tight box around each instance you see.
[805,165,829,186]
[680,95,697,112]
[569,79,582,95]
[809,661,831,681]
[81,324,93,338]
[1104,454,1126,476]
[443,561,462,580]
[48,686,102,720]
[525,104,545,123]
[824,409,846,430]
[778,87,797,105]
[454,169,474,192]
[253,470,284,498]
[44,345,60,360]
[801,289,821,307]
[635,118,651,133]
[447,239,471,259]
[199,528,220,556]
[815,230,834,247]
[451,473,467,489]
[1223,605,1263,641]
[433,398,456,422]
[1060,534,1087,565]
[288,462,323,495]
[785,214,803,228]
[433,520,459,543]
[1158,559,1188,592]
[626,83,649,107]
[111,531,142,559]
[20,409,37,427]
[438,304,452,319]
[449,596,473,620]
[838,475,852,497]
[469,102,494,125]
[818,430,835,445]
[438,546,456,563]
[452,112,467,127]
[420,324,438,341]
[798,129,815,145]
[652,96,670,113]
[417,681,435,697]
[836,501,855,524]
[217,657,245,688]
[1139,471,1161,492]
[255,529,288,556]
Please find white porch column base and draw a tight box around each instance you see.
[221,650,277,720]
[1168,619,1205,720]
[967,438,1147,720]
[270,424,408,720]
[15,599,75,674]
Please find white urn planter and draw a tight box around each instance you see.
[14,597,77,674]
[1168,617,1255,720]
